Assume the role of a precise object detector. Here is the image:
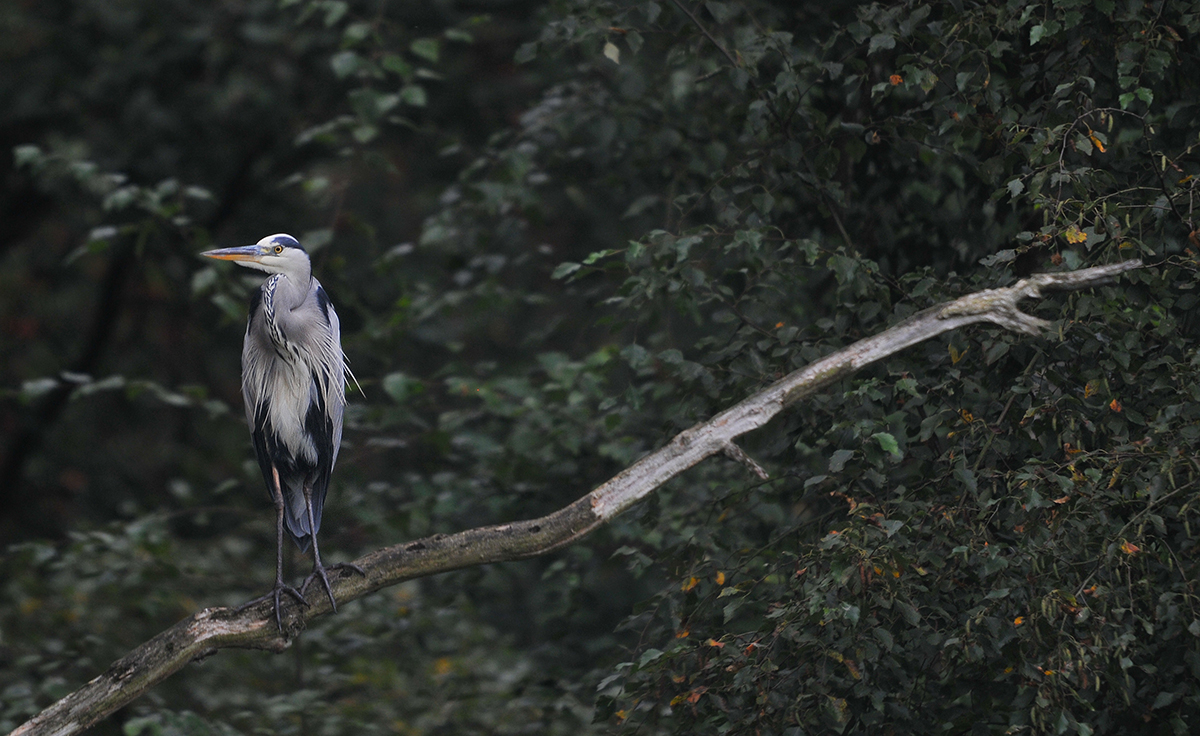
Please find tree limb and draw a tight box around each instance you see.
[9,260,1142,736]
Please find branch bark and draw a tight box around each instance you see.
[10,260,1142,736]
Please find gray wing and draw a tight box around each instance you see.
[313,281,346,469]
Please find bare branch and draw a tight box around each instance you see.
[722,441,769,480]
[9,260,1141,736]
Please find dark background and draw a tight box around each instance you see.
[3,1,1200,734]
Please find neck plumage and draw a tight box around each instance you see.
[261,272,310,354]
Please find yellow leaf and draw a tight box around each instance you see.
[845,659,862,679]
[1064,224,1087,244]
[682,576,699,592]
[715,571,726,585]
[1014,616,1025,626]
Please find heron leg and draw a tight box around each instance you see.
[300,480,365,612]
[236,466,307,631]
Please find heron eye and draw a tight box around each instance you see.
[274,245,284,254]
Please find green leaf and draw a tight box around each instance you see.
[329,50,360,79]
[868,33,895,54]
[583,249,618,265]
[382,372,420,403]
[625,30,643,55]
[352,124,378,143]
[874,627,894,651]
[895,599,921,626]
[13,144,43,168]
[1152,691,1180,709]
[637,648,664,667]
[514,42,537,64]
[400,85,427,107]
[979,249,1016,267]
[954,465,977,494]
[704,1,738,23]
[410,38,440,63]
[829,449,855,472]
[1029,20,1058,45]
[300,228,334,252]
[343,21,371,44]
[322,0,347,26]
[20,377,60,402]
[551,262,582,280]
[382,54,411,77]
[873,432,902,458]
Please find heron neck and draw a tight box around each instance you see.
[263,270,311,312]
[261,271,312,351]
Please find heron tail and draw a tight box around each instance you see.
[281,475,325,552]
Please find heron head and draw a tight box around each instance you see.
[201,234,310,276]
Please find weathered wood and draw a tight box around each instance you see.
[10,260,1141,736]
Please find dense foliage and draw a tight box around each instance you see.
[3,0,1199,734]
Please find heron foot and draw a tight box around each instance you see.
[301,561,365,613]
[236,582,309,631]
[330,561,367,576]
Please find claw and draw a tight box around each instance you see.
[236,582,308,631]
[301,561,365,612]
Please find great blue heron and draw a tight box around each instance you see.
[203,233,362,629]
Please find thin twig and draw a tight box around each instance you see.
[668,0,740,68]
